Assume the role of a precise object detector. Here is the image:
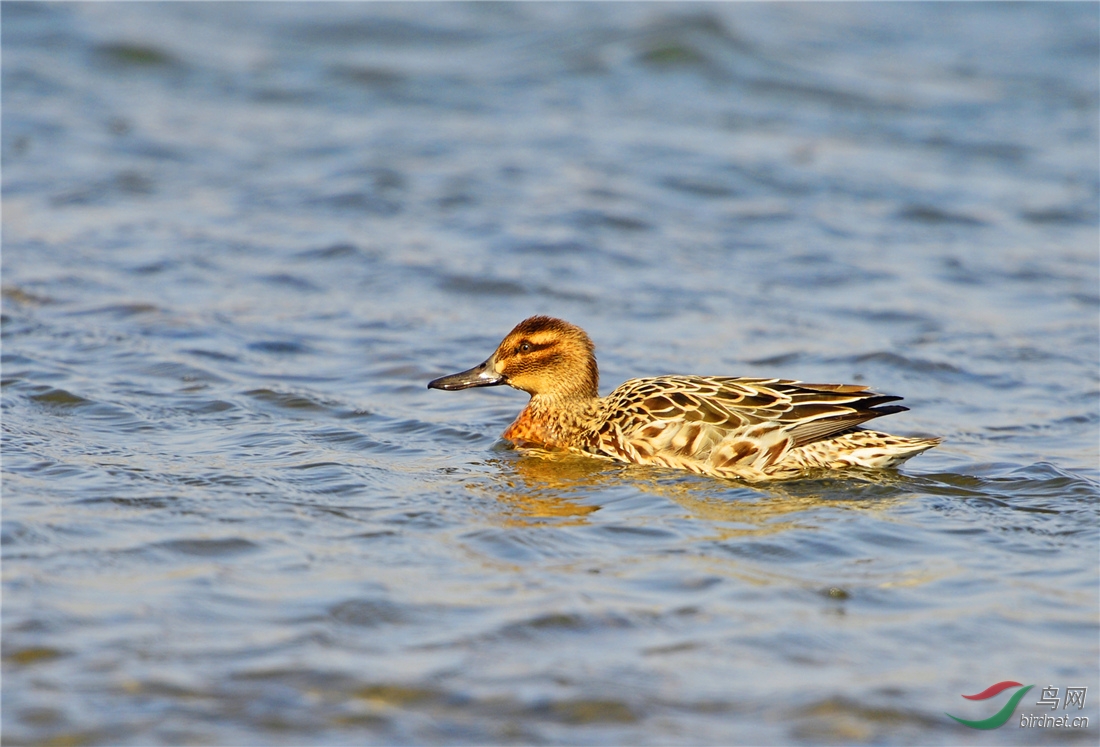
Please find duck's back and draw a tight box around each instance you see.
[579,376,938,480]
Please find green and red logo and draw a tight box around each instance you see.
[947,681,1034,729]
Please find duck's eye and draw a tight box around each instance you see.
[519,342,531,353]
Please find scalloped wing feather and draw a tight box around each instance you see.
[590,376,917,476]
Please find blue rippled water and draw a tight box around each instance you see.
[3,3,1098,744]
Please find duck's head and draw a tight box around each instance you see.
[428,316,599,399]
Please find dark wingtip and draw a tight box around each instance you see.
[869,404,909,417]
[856,394,909,418]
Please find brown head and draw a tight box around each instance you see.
[427,316,599,399]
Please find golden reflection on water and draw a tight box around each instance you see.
[473,451,610,526]
[475,447,915,536]
[461,450,958,592]
[659,480,906,542]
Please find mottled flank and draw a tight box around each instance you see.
[429,317,941,481]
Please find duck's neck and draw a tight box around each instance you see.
[502,392,601,449]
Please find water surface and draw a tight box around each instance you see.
[3,3,1098,744]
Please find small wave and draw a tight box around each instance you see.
[29,387,91,407]
[897,205,989,226]
[245,340,313,356]
[847,351,964,375]
[439,274,527,297]
[153,537,259,557]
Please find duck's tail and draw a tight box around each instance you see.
[782,429,942,471]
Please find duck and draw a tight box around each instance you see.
[428,316,941,481]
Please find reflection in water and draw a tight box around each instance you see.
[468,448,957,594]
[473,450,613,526]
[660,476,909,541]
[476,446,917,536]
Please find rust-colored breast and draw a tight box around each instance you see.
[501,405,555,448]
